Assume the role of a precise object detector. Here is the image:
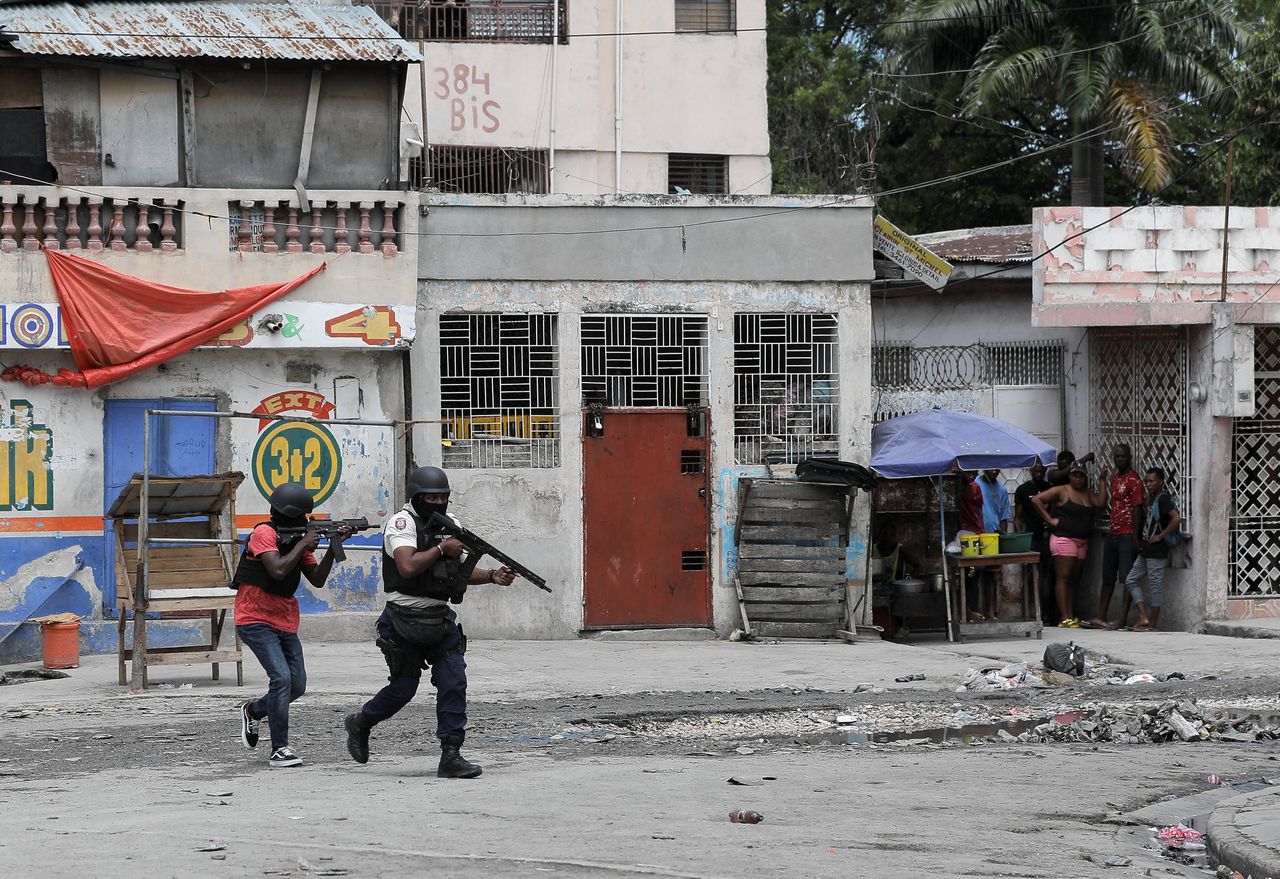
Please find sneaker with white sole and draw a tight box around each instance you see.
[269,746,302,768]
[239,701,259,749]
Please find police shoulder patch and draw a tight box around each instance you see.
[394,517,408,530]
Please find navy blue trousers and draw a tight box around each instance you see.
[360,606,467,742]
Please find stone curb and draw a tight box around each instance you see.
[1209,788,1280,879]
[1202,621,1280,640]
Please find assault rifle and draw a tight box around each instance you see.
[278,517,378,562]
[424,513,551,593]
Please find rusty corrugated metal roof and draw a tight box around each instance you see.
[915,225,1033,263]
[0,1,422,62]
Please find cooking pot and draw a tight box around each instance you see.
[921,572,945,593]
[892,577,927,595]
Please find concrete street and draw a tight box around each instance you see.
[3,630,1280,878]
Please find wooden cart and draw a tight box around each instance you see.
[108,473,245,689]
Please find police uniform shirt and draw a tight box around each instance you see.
[382,502,458,610]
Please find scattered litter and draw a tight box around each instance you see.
[207,791,234,798]
[729,810,764,824]
[1206,775,1223,785]
[1123,674,1156,685]
[298,858,349,876]
[1155,825,1203,848]
[211,854,226,861]
[727,776,762,786]
[851,683,877,693]
[92,734,112,740]
[1102,856,1131,867]
[652,833,675,840]
[728,629,752,642]
[1024,701,1279,745]
[836,715,856,725]
[195,843,226,853]
[733,746,756,755]
[582,734,616,744]
[894,674,925,683]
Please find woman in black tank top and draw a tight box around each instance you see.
[1031,465,1104,629]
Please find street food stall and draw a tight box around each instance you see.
[870,409,1056,643]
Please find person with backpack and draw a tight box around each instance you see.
[234,483,354,768]
[1124,466,1181,631]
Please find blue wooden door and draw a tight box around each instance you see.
[103,398,217,609]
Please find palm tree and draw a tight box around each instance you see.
[888,0,1244,205]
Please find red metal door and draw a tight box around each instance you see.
[583,410,711,628]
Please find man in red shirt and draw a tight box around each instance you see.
[234,483,352,768]
[1095,444,1144,628]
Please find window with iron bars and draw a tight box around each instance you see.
[675,0,735,32]
[581,315,709,407]
[733,313,839,465]
[359,0,569,44]
[440,313,560,469]
[668,153,728,195]
[425,145,549,194]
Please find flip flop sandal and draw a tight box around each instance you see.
[1059,618,1080,628]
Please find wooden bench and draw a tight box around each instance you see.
[108,474,245,689]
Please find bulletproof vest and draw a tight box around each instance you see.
[232,522,306,597]
[381,511,467,604]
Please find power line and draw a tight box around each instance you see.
[0,0,1225,44]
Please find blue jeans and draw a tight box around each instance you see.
[361,607,468,742]
[1126,555,1167,608]
[237,624,307,751]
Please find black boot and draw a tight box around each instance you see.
[344,712,371,764]
[437,735,481,779]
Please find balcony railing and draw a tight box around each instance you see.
[228,200,403,256]
[0,193,182,253]
[361,0,568,44]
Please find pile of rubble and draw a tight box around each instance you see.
[1025,700,1280,745]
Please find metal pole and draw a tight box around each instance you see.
[1219,139,1236,303]
[548,0,559,193]
[614,0,623,193]
[939,476,955,643]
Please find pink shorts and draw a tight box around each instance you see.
[1050,536,1088,559]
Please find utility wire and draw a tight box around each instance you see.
[0,0,1229,43]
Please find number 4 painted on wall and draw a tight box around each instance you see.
[325,306,403,346]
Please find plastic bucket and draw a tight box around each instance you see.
[979,533,1001,556]
[41,621,80,669]
[999,531,1033,554]
[959,534,982,557]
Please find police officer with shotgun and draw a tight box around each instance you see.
[344,466,518,779]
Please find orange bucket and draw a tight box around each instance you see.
[40,620,81,669]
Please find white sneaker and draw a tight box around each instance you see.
[269,746,302,768]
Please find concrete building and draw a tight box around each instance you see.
[1032,205,1280,632]
[0,1,422,660]
[361,0,771,195]
[414,194,874,638]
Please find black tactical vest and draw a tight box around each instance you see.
[381,511,466,603]
[233,523,306,598]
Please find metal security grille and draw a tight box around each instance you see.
[440,313,560,469]
[733,313,839,464]
[1088,326,1191,531]
[430,146,549,195]
[674,0,735,32]
[872,340,1065,420]
[668,154,728,195]
[581,315,708,407]
[359,0,568,43]
[1231,327,1280,597]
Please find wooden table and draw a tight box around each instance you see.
[946,551,1043,643]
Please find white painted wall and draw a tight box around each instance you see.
[412,279,871,638]
[404,0,771,194]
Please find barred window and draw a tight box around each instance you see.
[358,0,568,44]
[668,153,728,195]
[581,315,708,407]
[440,313,560,468]
[675,0,735,32]
[430,146,549,195]
[733,313,839,465]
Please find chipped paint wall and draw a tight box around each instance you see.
[413,196,875,637]
[401,1,771,195]
[0,349,406,662]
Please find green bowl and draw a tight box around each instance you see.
[999,532,1033,554]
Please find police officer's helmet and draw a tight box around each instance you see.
[406,466,450,498]
[269,482,314,518]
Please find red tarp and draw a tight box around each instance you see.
[2,249,326,388]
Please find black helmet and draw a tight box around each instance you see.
[406,466,450,498]
[269,482,314,518]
